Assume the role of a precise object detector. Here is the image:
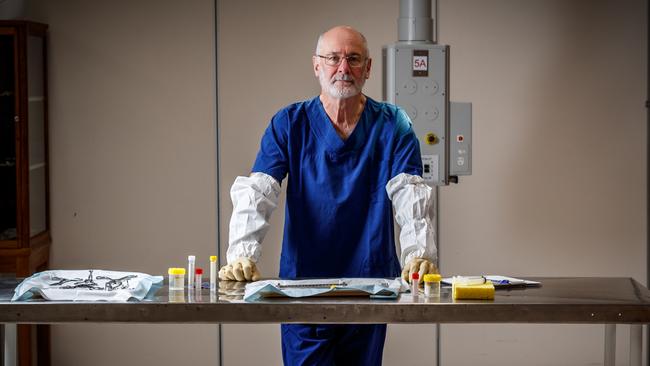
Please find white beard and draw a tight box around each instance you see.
[318,69,366,100]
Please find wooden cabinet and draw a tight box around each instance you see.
[0,20,50,277]
[0,20,50,366]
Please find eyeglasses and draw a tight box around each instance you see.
[316,54,367,68]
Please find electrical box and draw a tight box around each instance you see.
[383,43,450,185]
[449,102,472,176]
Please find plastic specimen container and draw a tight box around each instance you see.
[423,273,442,298]
[168,268,186,290]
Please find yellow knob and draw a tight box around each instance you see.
[425,133,438,145]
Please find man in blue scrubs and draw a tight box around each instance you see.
[219,25,438,366]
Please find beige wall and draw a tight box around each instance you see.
[27,0,219,365]
[219,0,647,365]
[14,0,647,365]
[437,1,646,363]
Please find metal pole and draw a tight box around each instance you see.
[1,324,4,366]
[630,325,642,366]
[3,324,15,366]
[214,0,223,365]
[604,324,616,366]
[435,187,440,366]
[398,0,434,43]
[433,0,438,44]
[434,2,440,364]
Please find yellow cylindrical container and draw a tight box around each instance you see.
[168,268,186,291]
[423,274,442,298]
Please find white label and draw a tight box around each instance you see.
[413,55,428,71]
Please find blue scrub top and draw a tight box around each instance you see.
[252,96,422,279]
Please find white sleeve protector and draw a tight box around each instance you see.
[385,172,437,267]
[226,172,281,264]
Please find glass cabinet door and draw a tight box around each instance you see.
[0,30,17,242]
[27,34,47,237]
[0,24,48,246]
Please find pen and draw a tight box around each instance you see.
[491,279,526,286]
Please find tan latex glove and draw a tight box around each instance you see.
[218,257,261,282]
[402,257,438,283]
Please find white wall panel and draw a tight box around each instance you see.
[27,0,219,365]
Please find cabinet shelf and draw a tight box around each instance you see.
[0,158,16,167]
[0,228,17,240]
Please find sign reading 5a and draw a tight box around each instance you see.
[412,50,429,77]
[413,56,428,71]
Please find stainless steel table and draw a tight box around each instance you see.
[1,277,649,365]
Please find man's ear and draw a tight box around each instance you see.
[312,56,321,78]
[365,57,372,79]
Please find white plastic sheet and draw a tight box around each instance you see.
[12,269,163,302]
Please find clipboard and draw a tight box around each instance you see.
[442,275,541,288]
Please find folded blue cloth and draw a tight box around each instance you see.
[244,278,404,302]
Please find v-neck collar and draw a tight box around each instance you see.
[312,96,368,153]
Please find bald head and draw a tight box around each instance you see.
[315,26,369,57]
[313,25,372,100]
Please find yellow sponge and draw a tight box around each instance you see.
[452,281,495,300]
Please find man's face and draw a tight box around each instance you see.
[313,29,372,100]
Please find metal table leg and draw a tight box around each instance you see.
[630,324,642,366]
[3,324,15,366]
[605,324,616,366]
